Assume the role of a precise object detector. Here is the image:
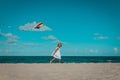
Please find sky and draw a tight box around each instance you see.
[0,0,120,56]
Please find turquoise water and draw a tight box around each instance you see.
[0,56,120,63]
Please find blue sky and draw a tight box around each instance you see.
[0,0,120,56]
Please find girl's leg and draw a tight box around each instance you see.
[50,58,56,63]
[58,59,61,63]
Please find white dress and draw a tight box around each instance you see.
[52,47,61,59]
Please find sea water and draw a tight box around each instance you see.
[0,56,120,63]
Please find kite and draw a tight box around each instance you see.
[35,22,44,29]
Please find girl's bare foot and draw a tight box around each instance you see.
[50,61,52,64]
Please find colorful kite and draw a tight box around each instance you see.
[35,22,44,29]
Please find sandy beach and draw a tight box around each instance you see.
[0,63,120,80]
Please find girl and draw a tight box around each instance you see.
[50,43,62,63]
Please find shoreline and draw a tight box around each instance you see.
[0,62,120,64]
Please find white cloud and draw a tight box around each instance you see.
[0,31,19,43]
[0,41,18,46]
[52,40,67,44]
[19,21,52,31]
[7,37,18,43]
[5,33,12,37]
[22,43,40,46]
[7,34,19,43]
[7,43,17,46]
[0,49,13,53]
[42,35,67,44]
[52,40,60,43]
[42,35,57,40]
[94,33,108,40]
[114,48,118,53]
[89,49,98,53]
[95,36,108,40]
[0,32,13,37]
[42,35,59,43]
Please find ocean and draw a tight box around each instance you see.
[0,56,120,63]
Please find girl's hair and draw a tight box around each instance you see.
[57,42,62,47]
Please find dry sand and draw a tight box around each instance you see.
[0,63,120,80]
